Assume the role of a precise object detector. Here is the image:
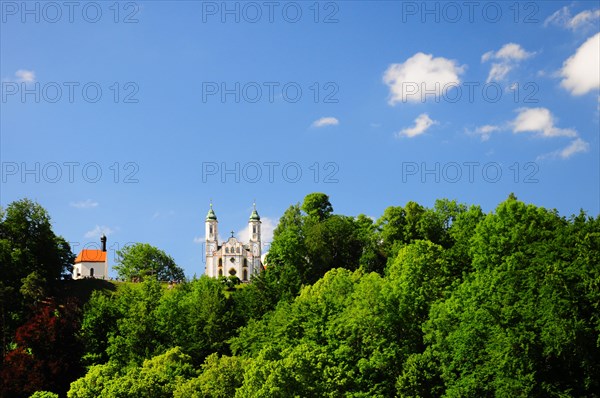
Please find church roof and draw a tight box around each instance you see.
[75,249,107,263]
[249,204,260,221]
[206,204,217,221]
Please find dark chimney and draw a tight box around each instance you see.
[101,234,107,252]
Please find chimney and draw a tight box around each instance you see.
[101,234,107,252]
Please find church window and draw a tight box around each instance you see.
[218,268,223,277]
[229,268,237,276]
[209,225,213,235]
[243,269,248,281]
[225,247,229,254]
[236,247,240,253]
[243,258,247,267]
[253,225,256,233]
[230,257,235,263]
[218,258,222,267]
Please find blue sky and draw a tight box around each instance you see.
[1,1,599,278]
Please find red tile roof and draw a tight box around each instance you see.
[75,249,107,263]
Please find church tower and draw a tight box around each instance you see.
[205,203,219,277]
[248,202,261,270]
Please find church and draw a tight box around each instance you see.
[204,203,262,282]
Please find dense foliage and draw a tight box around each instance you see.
[1,194,598,397]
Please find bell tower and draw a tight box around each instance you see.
[248,202,261,272]
[205,203,218,277]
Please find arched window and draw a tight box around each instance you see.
[253,225,256,233]
[209,225,213,236]
[225,247,229,254]
[218,268,223,277]
[243,258,247,267]
[236,247,240,253]
[243,269,248,281]
[218,258,223,267]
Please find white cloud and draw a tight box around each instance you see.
[538,138,591,160]
[559,138,590,158]
[560,33,600,95]
[545,6,600,31]
[84,225,115,239]
[193,236,204,244]
[312,117,339,128]
[237,216,276,250]
[14,69,35,83]
[397,113,438,138]
[383,52,465,104]
[472,124,501,141]
[70,199,99,209]
[511,107,577,137]
[481,43,534,83]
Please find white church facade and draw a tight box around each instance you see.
[204,204,263,282]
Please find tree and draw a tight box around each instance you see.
[174,354,247,398]
[301,193,333,221]
[114,243,185,282]
[106,278,165,366]
[0,299,83,397]
[408,197,600,396]
[68,347,196,398]
[0,199,74,357]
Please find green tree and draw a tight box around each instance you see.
[409,197,600,396]
[0,199,74,358]
[174,353,247,398]
[156,277,237,366]
[79,290,121,366]
[29,392,59,398]
[68,347,196,398]
[106,277,165,366]
[114,243,184,282]
[301,193,333,221]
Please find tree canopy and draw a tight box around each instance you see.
[114,243,185,282]
[2,195,597,397]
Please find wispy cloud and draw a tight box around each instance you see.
[397,113,438,138]
[14,69,35,83]
[481,43,534,82]
[545,6,600,32]
[152,210,175,220]
[84,225,115,239]
[70,199,99,209]
[538,138,590,160]
[311,117,339,128]
[383,52,465,104]
[469,124,502,141]
[469,107,587,160]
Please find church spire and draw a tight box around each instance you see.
[249,201,260,221]
[206,202,217,221]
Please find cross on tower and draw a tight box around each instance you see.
[231,230,235,238]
